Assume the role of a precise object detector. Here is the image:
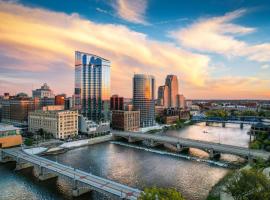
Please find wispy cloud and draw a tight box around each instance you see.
[112,0,149,25]
[261,64,269,69]
[169,9,270,62]
[0,0,210,97]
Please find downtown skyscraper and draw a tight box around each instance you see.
[165,75,179,108]
[133,74,155,127]
[74,51,110,122]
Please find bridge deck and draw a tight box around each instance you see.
[112,131,270,160]
[2,148,141,200]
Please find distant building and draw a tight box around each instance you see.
[157,85,169,108]
[110,95,124,110]
[32,83,55,106]
[155,105,165,117]
[64,96,74,110]
[79,115,110,136]
[32,83,55,99]
[28,110,78,139]
[0,123,22,148]
[165,75,179,108]
[133,74,155,127]
[55,94,66,105]
[112,110,140,131]
[74,51,110,122]
[1,94,40,125]
[42,105,64,111]
[177,94,186,109]
[162,108,190,124]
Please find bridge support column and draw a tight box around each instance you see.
[222,122,226,128]
[209,149,221,159]
[38,166,58,181]
[240,123,244,129]
[0,151,13,163]
[72,179,91,197]
[15,162,33,171]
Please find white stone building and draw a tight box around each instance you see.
[28,110,78,139]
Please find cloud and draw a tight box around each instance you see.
[112,0,149,25]
[261,64,270,69]
[169,9,270,62]
[0,1,210,97]
[184,76,270,99]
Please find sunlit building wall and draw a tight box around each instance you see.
[165,75,179,108]
[74,51,110,122]
[133,74,155,127]
[157,85,169,108]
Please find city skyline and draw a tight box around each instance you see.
[1,0,270,99]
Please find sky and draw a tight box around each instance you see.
[0,0,270,99]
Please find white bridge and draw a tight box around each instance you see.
[112,131,270,161]
[0,147,141,200]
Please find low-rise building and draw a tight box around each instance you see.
[28,110,78,139]
[79,115,110,136]
[0,123,22,148]
[112,110,140,131]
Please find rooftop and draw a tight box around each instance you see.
[0,123,21,132]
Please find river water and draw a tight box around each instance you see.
[0,123,250,200]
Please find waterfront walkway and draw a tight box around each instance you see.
[1,147,141,200]
[112,131,270,160]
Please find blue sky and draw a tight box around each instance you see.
[0,0,270,99]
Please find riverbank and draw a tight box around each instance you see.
[25,135,113,155]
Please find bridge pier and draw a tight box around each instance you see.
[38,166,58,181]
[15,162,33,171]
[209,149,221,159]
[240,123,244,129]
[72,179,91,197]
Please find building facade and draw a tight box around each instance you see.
[157,85,169,108]
[110,95,124,110]
[28,110,78,139]
[74,51,110,122]
[79,115,110,136]
[1,96,40,125]
[165,75,179,108]
[32,83,55,99]
[0,123,22,148]
[177,94,186,109]
[55,94,66,105]
[112,110,140,131]
[133,74,155,127]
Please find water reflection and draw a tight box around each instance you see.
[0,123,250,200]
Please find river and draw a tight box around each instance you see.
[0,123,250,200]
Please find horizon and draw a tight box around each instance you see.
[1,0,270,99]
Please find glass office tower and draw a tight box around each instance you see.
[133,74,155,127]
[75,51,110,122]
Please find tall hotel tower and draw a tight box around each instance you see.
[74,51,110,121]
[165,75,179,108]
[133,74,155,127]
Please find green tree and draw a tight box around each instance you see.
[139,187,185,200]
[24,138,33,146]
[224,169,270,200]
[205,110,228,118]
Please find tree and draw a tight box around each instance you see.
[139,187,185,200]
[24,138,33,146]
[224,169,270,200]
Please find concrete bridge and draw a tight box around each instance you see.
[192,116,261,128]
[0,147,141,200]
[112,131,270,161]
